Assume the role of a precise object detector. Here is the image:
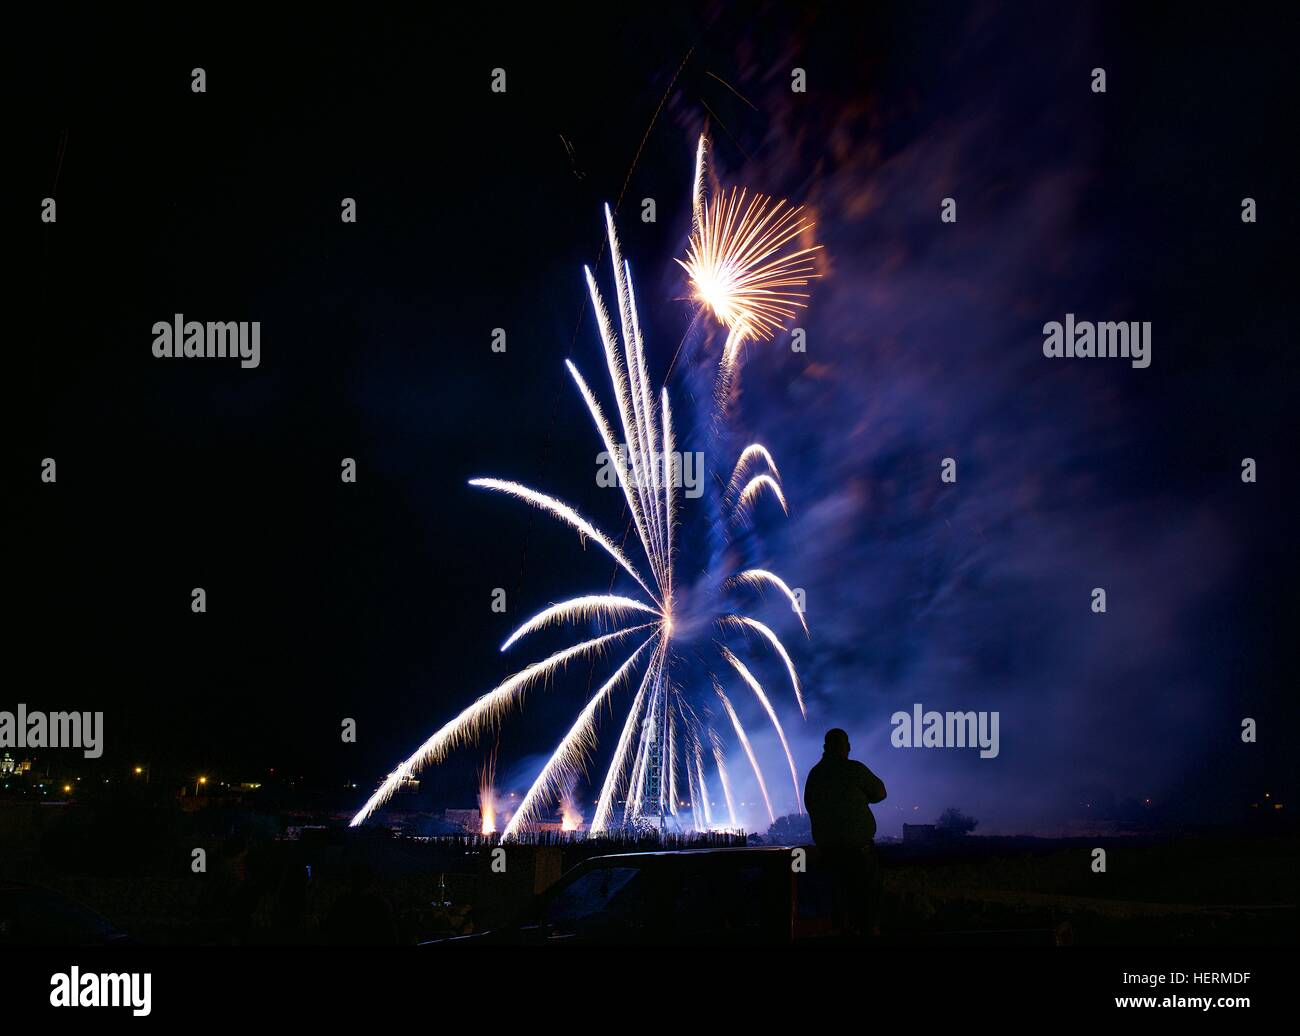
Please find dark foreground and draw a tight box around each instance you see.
[2,812,1293,946]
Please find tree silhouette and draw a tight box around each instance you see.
[766,812,813,843]
[935,807,978,836]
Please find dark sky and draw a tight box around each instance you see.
[14,3,1296,834]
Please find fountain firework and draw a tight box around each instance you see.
[351,136,818,839]
[478,751,498,835]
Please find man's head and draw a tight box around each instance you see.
[824,728,850,759]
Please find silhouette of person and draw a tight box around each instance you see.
[803,728,887,935]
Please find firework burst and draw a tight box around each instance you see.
[678,135,821,381]
[351,149,816,839]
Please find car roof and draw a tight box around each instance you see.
[581,846,797,863]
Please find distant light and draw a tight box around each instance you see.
[62,784,72,793]
[135,767,143,775]
[198,776,208,785]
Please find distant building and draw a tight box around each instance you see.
[444,808,482,833]
[0,754,12,775]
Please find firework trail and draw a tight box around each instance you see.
[726,568,809,638]
[714,679,775,825]
[710,729,739,829]
[718,645,801,813]
[478,751,497,835]
[352,139,818,837]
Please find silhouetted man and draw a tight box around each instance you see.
[803,728,886,934]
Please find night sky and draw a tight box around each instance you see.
[14,3,1295,835]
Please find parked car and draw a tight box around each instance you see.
[429,846,855,945]
[0,882,132,946]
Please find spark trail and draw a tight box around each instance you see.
[353,139,820,837]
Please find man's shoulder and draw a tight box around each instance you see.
[849,759,880,783]
[806,757,843,788]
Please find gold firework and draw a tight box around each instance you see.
[677,135,821,373]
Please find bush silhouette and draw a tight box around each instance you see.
[935,808,978,836]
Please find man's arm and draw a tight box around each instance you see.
[803,768,821,817]
[858,763,887,804]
